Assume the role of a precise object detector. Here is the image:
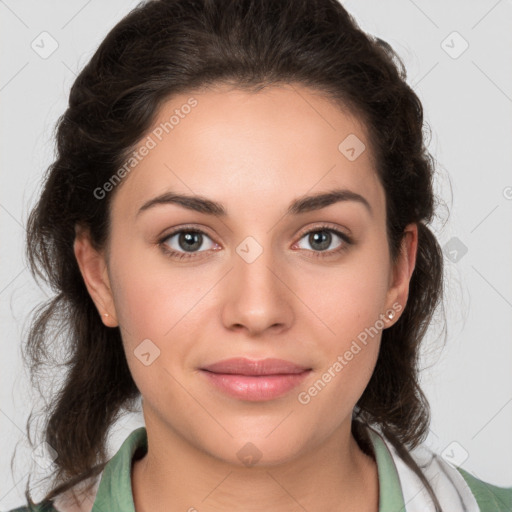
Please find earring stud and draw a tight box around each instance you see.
[386,309,395,320]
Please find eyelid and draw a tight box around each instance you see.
[158,223,214,239]
[295,222,352,241]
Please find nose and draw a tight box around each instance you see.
[220,239,295,337]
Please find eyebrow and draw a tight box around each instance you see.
[136,187,372,218]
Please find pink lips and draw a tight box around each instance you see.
[200,357,312,401]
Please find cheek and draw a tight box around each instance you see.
[294,280,386,428]
[109,234,202,335]
[304,246,391,341]
[295,236,391,397]
[108,238,221,384]
[109,264,197,402]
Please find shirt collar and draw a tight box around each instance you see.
[366,427,407,511]
[91,427,146,512]
[91,425,406,512]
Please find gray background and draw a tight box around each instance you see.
[1,0,511,508]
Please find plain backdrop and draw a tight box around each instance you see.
[1,0,511,509]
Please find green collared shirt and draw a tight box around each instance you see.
[8,426,512,511]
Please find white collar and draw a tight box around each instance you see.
[368,427,480,511]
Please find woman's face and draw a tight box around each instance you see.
[75,83,417,465]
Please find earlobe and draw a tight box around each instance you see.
[385,223,418,324]
[73,224,118,327]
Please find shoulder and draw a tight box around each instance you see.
[371,426,512,512]
[405,441,512,512]
[456,467,512,512]
[5,501,57,512]
[7,472,100,512]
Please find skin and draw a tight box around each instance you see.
[74,83,417,512]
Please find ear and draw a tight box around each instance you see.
[73,224,118,327]
[384,223,418,324]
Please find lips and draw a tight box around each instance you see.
[200,357,311,376]
[199,358,312,401]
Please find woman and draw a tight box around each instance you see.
[9,0,512,510]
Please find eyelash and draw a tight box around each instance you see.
[157,224,353,261]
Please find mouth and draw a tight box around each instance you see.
[199,358,312,401]
[200,357,312,376]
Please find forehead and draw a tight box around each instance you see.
[110,83,384,220]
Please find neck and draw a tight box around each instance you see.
[131,417,379,512]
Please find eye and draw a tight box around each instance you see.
[158,227,217,260]
[294,225,352,258]
[158,224,353,261]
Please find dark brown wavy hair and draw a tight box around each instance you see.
[16,0,446,509]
